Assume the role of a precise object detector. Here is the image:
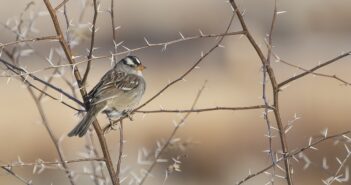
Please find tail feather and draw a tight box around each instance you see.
[68,106,100,137]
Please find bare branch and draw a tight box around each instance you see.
[0,58,83,107]
[262,1,278,183]
[278,52,351,88]
[82,0,98,85]
[229,0,293,184]
[0,35,59,48]
[43,0,119,184]
[55,0,70,11]
[1,167,33,185]
[136,105,268,114]
[0,31,244,77]
[236,131,351,185]
[1,158,104,168]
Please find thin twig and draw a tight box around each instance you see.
[110,0,117,48]
[55,0,70,10]
[0,31,245,78]
[326,150,351,184]
[278,58,351,86]
[136,105,268,113]
[277,52,351,88]
[82,0,98,85]
[138,81,207,185]
[263,41,351,86]
[1,167,33,185]
[0,58,83,107]
[10,1,35,64]
[0,36,59,48]
[236,131,350,185]
[1,158,104,168]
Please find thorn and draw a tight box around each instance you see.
[144,37,150,46]
[162,44,168,52]
[322,128,328,138]
[322,157,329,170]
[179,32,185,39]
[198,29,205,36]
[276,11,287,15]
[122,45,131,51]
[113,40,124,49]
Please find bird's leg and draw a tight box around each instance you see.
[103,110,118,131]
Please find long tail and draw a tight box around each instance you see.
[68,105,101,137]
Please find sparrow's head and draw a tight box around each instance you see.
[116,56,146,75]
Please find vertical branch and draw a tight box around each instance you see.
[266,0,277,64]
[82,0,98,85]
[110,0,118,64]
[109,0,124,180]
[229,1,293,184]
[63,4,71,49]
[110,0,117,44]
[42,1,119,184]
[62,4,106,184]
[116,120,124,180]
[262,1,278,184]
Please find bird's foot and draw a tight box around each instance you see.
[123,112,134,121]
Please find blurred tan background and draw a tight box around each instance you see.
[1,0,351,184]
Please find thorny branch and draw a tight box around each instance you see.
[0,35,59,48]
[276,57,351,86]
[82,0,98,85]
[229,0,293,184]
[55,0,70,10]
[138,82,207,185]
[0,157,104,168]
[136,105,269,114]
[264,42,351,86]
[1,166,33,185]
[0,31,245,78]
[262,1,278,184]
[325,145,351,184]
[278,51,351,88]
[0,58,83,107]
[236,131,351,185]
[43,0,119,184]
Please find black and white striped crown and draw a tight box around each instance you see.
[122,56,141,67]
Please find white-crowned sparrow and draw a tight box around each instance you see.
[68,56,146,137]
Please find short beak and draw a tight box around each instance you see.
[137,64,146,71]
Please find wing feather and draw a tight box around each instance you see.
[87,70,141,106]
